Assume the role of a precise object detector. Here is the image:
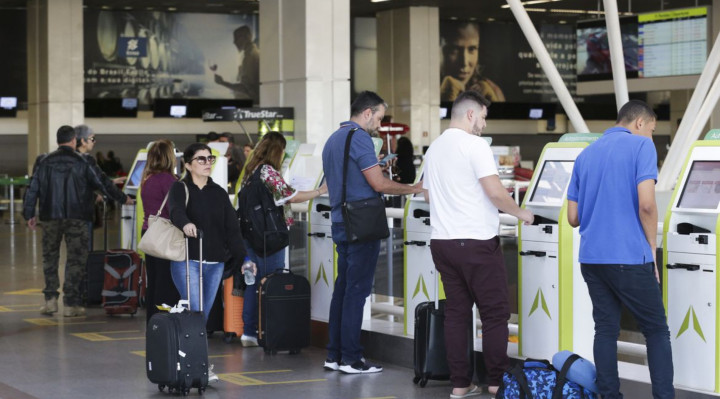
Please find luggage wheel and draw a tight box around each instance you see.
[181,388,190,396]
[158,384,165,392]
[198,387,205,395]
[412,376,420,385]
[419,377,428,387]
[223,332,235,344]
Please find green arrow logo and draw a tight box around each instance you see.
[528,288,552,319]
[412,275,430,301]
[315,262,329,286]
[676,306,706,342]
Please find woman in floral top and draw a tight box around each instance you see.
[237,131,327,347]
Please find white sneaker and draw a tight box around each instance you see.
[208,364,219,383]
[240,334,259,347]
[323,359,339,371]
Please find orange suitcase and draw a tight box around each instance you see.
[222,275,245,343]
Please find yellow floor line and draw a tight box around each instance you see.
[4,288,43,296]
[219,372,326,386]
[24,318,107,326]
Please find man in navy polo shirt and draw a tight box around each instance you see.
[567,100,674,398]
[321,91,422,374]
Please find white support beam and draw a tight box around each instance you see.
[505,0,589,133]
[603,0,629,110]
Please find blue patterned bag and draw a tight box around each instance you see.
[496,356,597,399]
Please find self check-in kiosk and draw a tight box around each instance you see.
[307,137,384,322]
[518,133,600,360]
[663,131,720,392]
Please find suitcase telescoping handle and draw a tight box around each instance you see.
[184,230,204,312]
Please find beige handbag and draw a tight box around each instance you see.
[138,183,188,261]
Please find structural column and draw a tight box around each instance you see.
[259,0,351,150]
[376,7,440,149]
[26,0,84,173]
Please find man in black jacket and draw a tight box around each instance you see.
[23,126,133,317]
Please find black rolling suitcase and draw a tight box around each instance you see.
[258,269,311,354]
[413,296,474,387]
[146,233,209,395]
[84,199,108,306]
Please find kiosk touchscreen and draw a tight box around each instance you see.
[663,137,720,392]
[519,135,599,361]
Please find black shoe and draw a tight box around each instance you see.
[338,360,383,374]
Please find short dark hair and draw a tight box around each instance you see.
[183,143,212,164]
[351,91,387,117]
[56,125,76,144]
[616,100,656,125]
[451,90,490,120]
[220,132,234,143]
[207,131,220,142]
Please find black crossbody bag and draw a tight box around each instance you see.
[340,128,390,243]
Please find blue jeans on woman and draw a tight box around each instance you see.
[581,263,674,399]
[170,260,224,321]
[242,240,286,338]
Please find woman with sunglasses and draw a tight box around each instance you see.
[237,131,327,347]
[168,143,255,382]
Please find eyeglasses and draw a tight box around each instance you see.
[191,155,217,165]
[88,137,96,143]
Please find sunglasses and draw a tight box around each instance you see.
[88,136,96,143]
[191,155,217,165]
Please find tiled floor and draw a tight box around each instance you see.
[0,211,714,398]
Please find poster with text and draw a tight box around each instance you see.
[85,10,259,105]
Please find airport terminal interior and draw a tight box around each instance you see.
[3,0,720,398]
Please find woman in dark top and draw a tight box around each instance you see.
[168,143,254,382]
[393,136,416,184]
[140,140,180,323]
[168,143,252,319]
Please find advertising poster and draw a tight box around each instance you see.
[440,21,577,103]
[85,10,259,105]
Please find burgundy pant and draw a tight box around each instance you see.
[430,237,510,387]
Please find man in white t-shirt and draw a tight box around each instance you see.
[423,90,534,398]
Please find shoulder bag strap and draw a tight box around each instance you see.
[154,181,188,217]
[341,128,359,206]
[551,353,581,399]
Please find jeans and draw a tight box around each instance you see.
[242,240,286,337]
[170,259,224,321]
[581,263,674,399]
[326,222,381,364]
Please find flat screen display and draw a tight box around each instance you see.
[576,17,639,82]
[170,105,187,118]
[529,108,543,119]
[677,161,720,209]
[121,98,138,109]
[529,160,574,205]
[0,97,17,109]
[126,160,147,189]
[638,7,707,78]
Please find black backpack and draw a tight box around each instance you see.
[237,166,289,257]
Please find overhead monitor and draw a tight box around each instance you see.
[0,97,17,110]
[529,160,574,205]
[122,98,138,109]
[170,105,187,118]
[529,108,543,119]
[677,161,720,210]
[576,16,639,82]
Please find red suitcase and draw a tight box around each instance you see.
[102,249,142,315]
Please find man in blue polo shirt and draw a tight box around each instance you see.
[567,100,674,399]
[321,91,422,374]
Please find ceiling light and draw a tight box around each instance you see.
[167,7,177,11]
[449,16,458,20]
[524,8,547,12]
[123,6,132,10]
[558,20,567,24]
[501,0,562,9]
[487,17,495,22]
[101,5,110,10]
[371,0,391,3]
